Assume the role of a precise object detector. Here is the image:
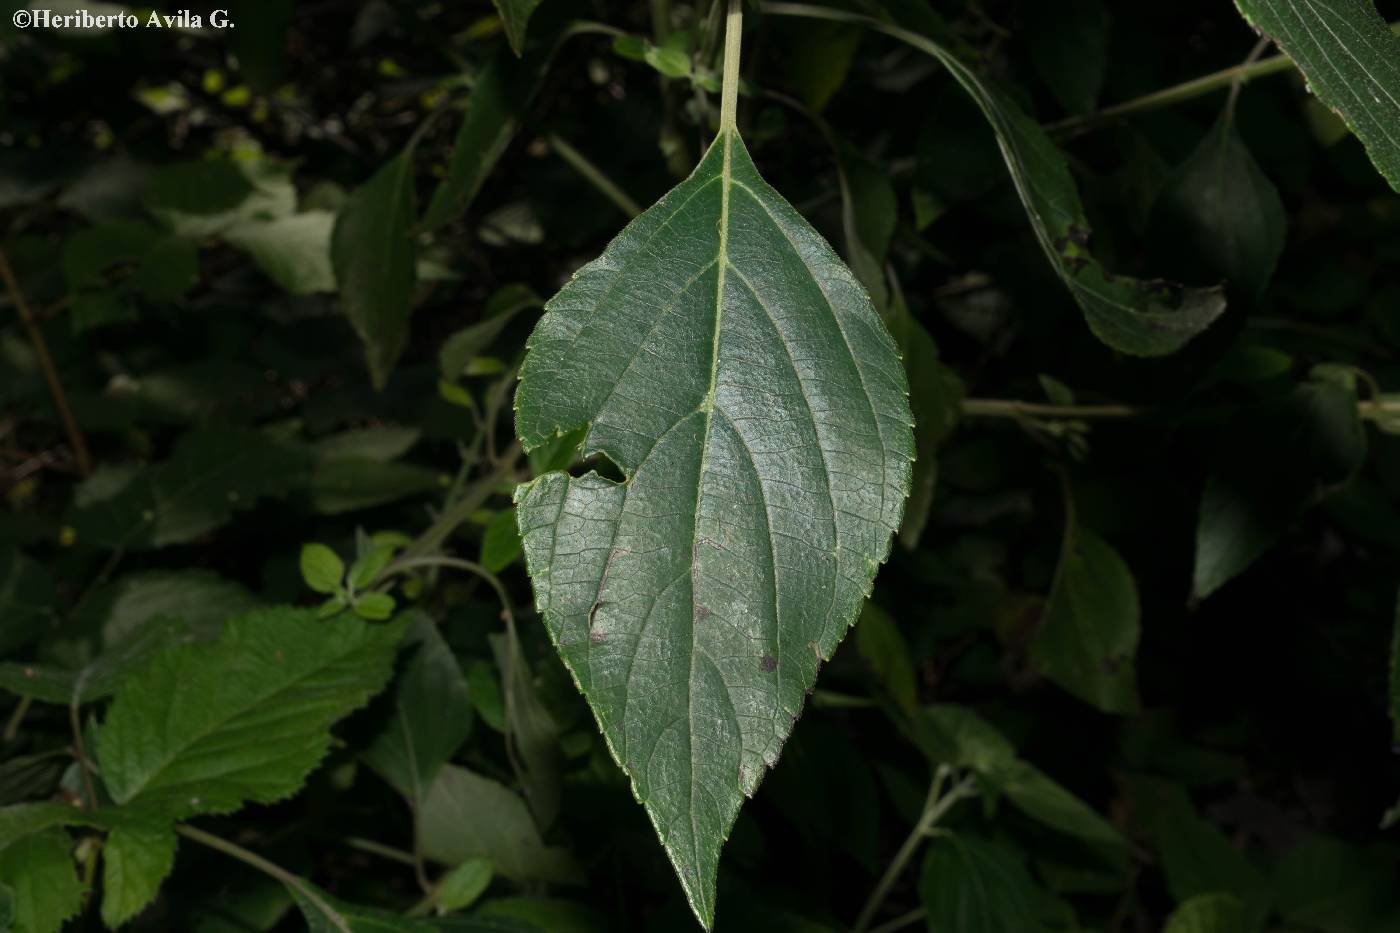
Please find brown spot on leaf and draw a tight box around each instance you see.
[694,604,709,622]
[589,631,607,645]
[759,653,777,673]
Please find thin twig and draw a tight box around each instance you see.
[3,696,34,742]
[868,907,928,933]
[68,702,99,810]
[178,824,352,933]
[960,399,1143,420]
[0,246,92,475]
[547,135,643,218]
[336,835,418,866]
[853,769,977,933]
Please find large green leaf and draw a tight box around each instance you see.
[918,833,1046,933]
[97,607,404,818]
[1032,526,1141,714]
[363,613,474,808]
[768,3,1227,355]
[0,829,83,933]
[513,126,913,925]
[1232,0,1400,192]
[1149,108,1286,303]
[417,765,580,885]
[332,150,418,389]
[101,820,177,928]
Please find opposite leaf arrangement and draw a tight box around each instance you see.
[3,0,1400,931]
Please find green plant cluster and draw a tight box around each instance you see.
[1,1,1399,931]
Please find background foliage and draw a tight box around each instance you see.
[2,0,1400,931]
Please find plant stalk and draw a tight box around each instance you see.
[546,134,642,218]
[0,246,92,475]
[177,824,352,933]
[718,0,744,133]
[853,769,976,933]
[960,397,1400,423]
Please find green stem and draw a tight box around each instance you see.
[853,769,976,933]
[0,246,92,476]
[650,0,671,40]
[960,397,1400,423]
[336,836,418,866]
[960,399,1143,420]
[718,0,743,133]
[386,442,523,572]
[547,134,642,218]
[177,825,352,933]
[868,907,928,933]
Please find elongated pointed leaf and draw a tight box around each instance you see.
[773,4,1227,355]
[513,128,913,925]
[492,0,543,56]
[332,151,418,389]
[1233,0,1400,192]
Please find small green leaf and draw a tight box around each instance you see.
[417,765,580,884]
[436,857,492,913]
[314,426,420,464]
[347,545,395,591]
[854,603,916,710]
[1032,526,1141,714]
[363,613,473,807]
[309,459,439,515]
[422,43,555,232]
[100,821,177,928]
[225,211,337,295]
[352,593,397,621]
[1130,778,1264,903]
[97,607,405,818]
[1193,378,1365,598]
[438,284,541,378]
[491,0,543,56]
[0,829,84,933]
[1233,0,1400,192]
[332,150,418,389]
[144,159,295,237]
[300,543,345,595]
[919,833,1046,933]
[1272,836,1400,932]
[466,660,506,732]
[513,126,913,925]
[1164,895,1249,933]
[1149,108,1285,302]
[479,509,522,573]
